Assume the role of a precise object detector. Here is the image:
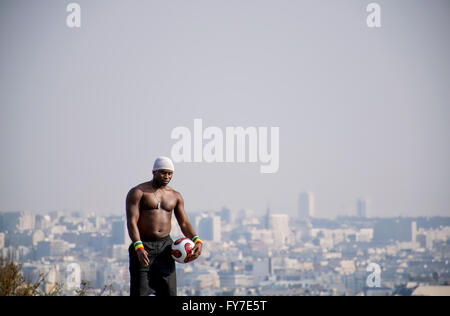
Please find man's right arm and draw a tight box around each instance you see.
[126,187,150,266]
[126,187,143,243]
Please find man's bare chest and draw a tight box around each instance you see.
[140,191,177,211]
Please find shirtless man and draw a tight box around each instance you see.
[126,156,202,296]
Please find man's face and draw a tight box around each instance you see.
[153,169,173,186]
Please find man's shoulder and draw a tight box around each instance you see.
[166,186,182,198]
[133,181,152,191]
[127,184,146,198]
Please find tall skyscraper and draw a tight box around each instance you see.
[268,214,290,245]
[198,215,221,242]
[298,192,315,220]
[357,198,367,218]
[411,221,417,243]
[264,207,271,229]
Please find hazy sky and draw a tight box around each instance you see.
[0,0,449,218]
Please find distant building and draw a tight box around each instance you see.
[373,218,413,244]
[19,212,36,230]
[364,287,393,296]
[32,230,45,246]
[356,228,373,242]
[0,211,35,232]
[298,192,314,220]
[264,207,271,229]
[217,207,233,225]
[416,233,426,248]
[411,221,417,243]
[6,231,33,247]
[253,258,271,284]
[268,214,290,245]
[111,220,129,245]
[0,232,4,248]
[36,240,67,258]
[356,198,367,218]
[198,216,221,242]
[35,214,52,230]
[218,271,253,289]
[412,286,450,296]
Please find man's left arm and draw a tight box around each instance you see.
[174,192,202,261]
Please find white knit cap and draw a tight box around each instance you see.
[152,156,175,172]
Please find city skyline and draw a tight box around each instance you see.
[1,1,449,218]
[1,208,449,296]
[1,195,448,220]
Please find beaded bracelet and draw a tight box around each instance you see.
[192,236,203,244]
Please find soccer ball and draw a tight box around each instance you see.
[171,238,195,263]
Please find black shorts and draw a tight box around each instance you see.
[129,235,177,296]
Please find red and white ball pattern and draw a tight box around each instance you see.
[171,238,195,263]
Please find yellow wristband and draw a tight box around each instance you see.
[135,244,144,252]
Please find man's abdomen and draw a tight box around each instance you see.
[138,208,172,240]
